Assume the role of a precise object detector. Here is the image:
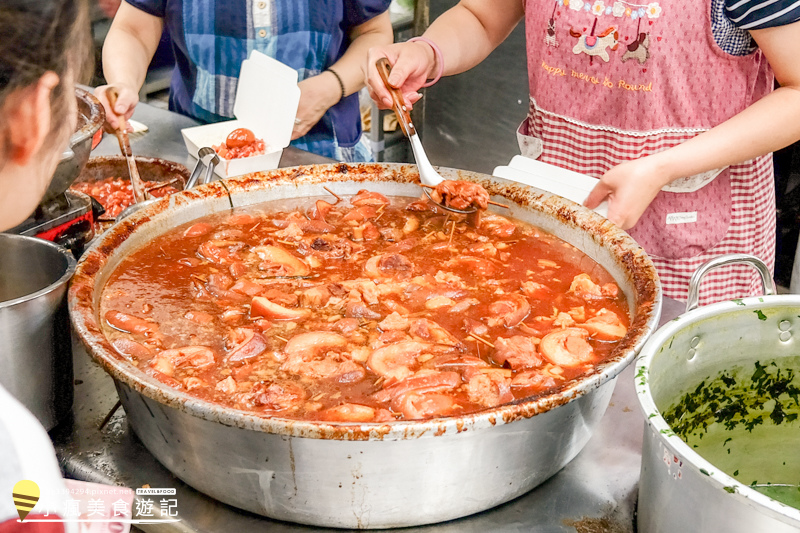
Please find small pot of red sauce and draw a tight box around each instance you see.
[69,163,661,529]
[71,156,189,230]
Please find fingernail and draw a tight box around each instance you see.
[388,74,399,86]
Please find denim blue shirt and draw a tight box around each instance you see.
[125,0,390,160]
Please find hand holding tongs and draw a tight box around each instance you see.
[107,88,148,203]
[375,58,476,215]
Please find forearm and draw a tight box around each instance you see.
[101,3,163,91]
[421,0,524,77]
[650,87,800,187]
[653,21,800,186]
[291,11,393,139]
[330,11,393,97]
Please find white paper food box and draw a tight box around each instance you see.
[181,50,301,179]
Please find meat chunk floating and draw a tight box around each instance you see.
[322,403,377,422]
[364,253,414,279]
[150,346,216,377]
[351,190,390,207]
[373,370,461,403]
[285,331,348,358]
[393,392,458,420]
[100,190,631,421]
[253,245,310,276]
[493,336,542,370]
[579,308,627,340]
[467,371,514,407]
[105,311,159,337]
[368,341,433,381]
[111,338,152,360]
[239,380,306,411]
[539,328,595,367]
[250,296,310,321]
[430,180,490,211]
[487,294,531,328]
[226,328,268,363]
[379,312,409,331]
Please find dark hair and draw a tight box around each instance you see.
[0,0,91,145]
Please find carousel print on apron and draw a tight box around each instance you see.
[521,0,776,304]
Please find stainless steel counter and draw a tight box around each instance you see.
[56,102,687,532]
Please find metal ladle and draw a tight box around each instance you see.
[115,147,220,221]
[376,58,476,215]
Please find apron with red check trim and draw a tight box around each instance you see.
[518,0,776,304]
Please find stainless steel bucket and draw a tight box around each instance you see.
[636,255,800,532]
[70,163,662,528]
[0,234,77,429]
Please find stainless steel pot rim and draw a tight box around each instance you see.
[71,88,104,147]
[635,294,800,524]
[70,163,662,440]
[0,234,77,309]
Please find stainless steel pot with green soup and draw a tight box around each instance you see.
[636,254,800,533]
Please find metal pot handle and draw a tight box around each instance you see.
[685,253,776,312]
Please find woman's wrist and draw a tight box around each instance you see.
[326,68,346,103]
[408,37,444,87]
[301,72,342,109]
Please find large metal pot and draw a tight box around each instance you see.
[69,163,661,529]
[0,234,77,429]
[636,255,800,532]
[42,87,105,202]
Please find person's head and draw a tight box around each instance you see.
[0,0,91,231]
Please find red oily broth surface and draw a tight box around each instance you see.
[100,192,629,422]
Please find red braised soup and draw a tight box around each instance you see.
[72,177,179,218]
[100,191,630,423]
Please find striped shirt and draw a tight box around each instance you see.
[725,0,800,29]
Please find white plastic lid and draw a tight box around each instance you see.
[233,50,301,150]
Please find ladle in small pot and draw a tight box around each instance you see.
[106,88,148,204]
[376,58,476,215]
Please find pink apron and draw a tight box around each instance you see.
[520,0,777,304]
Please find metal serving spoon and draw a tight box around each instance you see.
[107,88,148,204]
[375,58,476,215]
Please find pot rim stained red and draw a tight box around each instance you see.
[68,163,661,441]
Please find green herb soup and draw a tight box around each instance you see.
[663,357,800,510]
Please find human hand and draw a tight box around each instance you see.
[292,73,342,140]
[94,84,138,132]
[365,41,435,110]
[584,155,671,229]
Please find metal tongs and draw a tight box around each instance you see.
[376,58,476,215]
[116,147,220,221]
[186,147,221,189]
[107,88,148,204]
